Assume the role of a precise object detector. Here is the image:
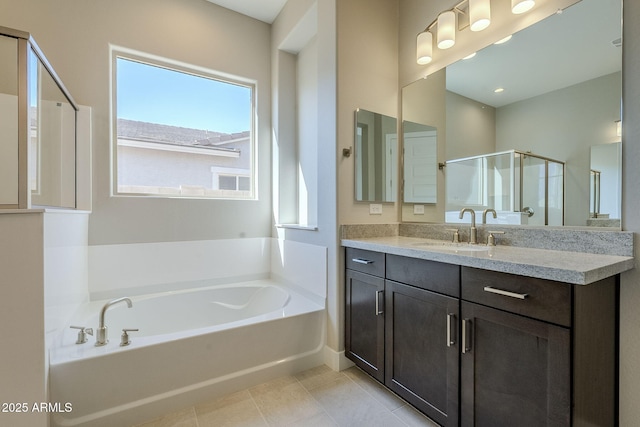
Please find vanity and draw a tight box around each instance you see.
[343,229,634,427]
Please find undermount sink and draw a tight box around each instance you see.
[412,241,491,252]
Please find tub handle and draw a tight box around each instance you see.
[70,325,93,344]
[120,328,139,347]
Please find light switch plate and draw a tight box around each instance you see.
[413,204,425,215]
[369,204,383,215]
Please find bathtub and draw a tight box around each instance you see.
[49,280,325,427]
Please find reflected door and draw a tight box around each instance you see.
[404,130,437,203]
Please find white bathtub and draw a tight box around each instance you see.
[49,280,325,427]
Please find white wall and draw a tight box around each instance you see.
[0,0,273,244]
[272,0,339,364]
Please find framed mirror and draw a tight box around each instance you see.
[401,0,622,228]
[355,108,398,202]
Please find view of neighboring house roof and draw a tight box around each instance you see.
[117,119,250,149]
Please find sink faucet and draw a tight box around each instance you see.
[96,297,132,346]
[482,208,497,224]
[459,208,477,244]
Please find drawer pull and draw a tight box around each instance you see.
[483,286,529,300]
[447,313,456,347]
[352,258,374,265]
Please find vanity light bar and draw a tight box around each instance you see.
[416,0,536,65]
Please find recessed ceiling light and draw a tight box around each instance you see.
[494,87,505,93]
[494,35,513,45]
[463,52,477,60]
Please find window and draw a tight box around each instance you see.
[112,49,255,199]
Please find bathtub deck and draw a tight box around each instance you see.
[133,365,438,427]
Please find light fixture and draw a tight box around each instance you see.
[494,35,513,45]
[616,120,622,137]
[437,10,456,49]
[512,0,535,14]
[416,31,433,64]
[463,52,477,60]
[469,0,491,32]
[494,87,505,93]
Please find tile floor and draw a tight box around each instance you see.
[133,365,439,427]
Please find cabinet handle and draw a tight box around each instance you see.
[375,290,384,315]
[483,286,529,300]
[352,258,374,265]
[446,313,456,347]
[462,318,472,354]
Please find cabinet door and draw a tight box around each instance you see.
[345,269,385,382]
[385,280,459,427]
[460,301,570,427]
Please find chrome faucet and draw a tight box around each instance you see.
[95,297,132,346]
[459,208,477,244]
[482,208,497,224]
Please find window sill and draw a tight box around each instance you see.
[276,224,319,231]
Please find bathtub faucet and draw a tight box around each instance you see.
[95,297,133,346]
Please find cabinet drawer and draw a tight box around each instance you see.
[386,254,460,297]
[346,247,385,277]
[461,267,571,327]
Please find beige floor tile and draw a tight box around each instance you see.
[282,412,339,427]
[133,406,198,427]
[343,367,406,411]
[393,404,440,427]
[307,376,399,427]
[295,364,346,391]
[195,390,267,427]
[249,376,324,425]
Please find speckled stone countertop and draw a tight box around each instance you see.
[342,235,635,285]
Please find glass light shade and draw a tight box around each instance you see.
[512,0,535,14]
[469,0,491,32]
[416,31,433,65]
[437,11,456,49]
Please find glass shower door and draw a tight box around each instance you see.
[520,155,546,226]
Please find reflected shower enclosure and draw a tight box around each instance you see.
[0,26,78,209]
[445,150,564,226]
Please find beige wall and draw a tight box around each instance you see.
[620,1,640,424]
[338,0,399,225]
[0,0,272,245]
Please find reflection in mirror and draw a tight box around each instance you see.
[401,0,622,228]
[0,35,18,205]
[588,142,621,227]
[355,109,397,202]
[29,48,76,208]
[403,121,437,203]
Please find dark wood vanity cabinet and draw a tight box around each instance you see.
[345,248,385,382]
[345,249,619,427]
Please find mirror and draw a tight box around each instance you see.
[401,0,622,227]
[588,142,621,227]
[355,108,398,202]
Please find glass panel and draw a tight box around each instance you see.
[29,48,76,208]
[547,161,564,226]
[0,35,18,205]
[520,156,546,226]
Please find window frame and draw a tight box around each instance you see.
[110,46,257,200]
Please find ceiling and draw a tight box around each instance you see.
[446,0,622,108]
[204,0,287,23]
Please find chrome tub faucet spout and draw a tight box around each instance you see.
[459,208,477,244]
[95,297,133,346]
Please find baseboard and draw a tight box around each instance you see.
[323,345,354,371]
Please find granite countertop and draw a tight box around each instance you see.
[342,235,635,285]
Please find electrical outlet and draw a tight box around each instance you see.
[413,204,425,215]
[369,204,383,215]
